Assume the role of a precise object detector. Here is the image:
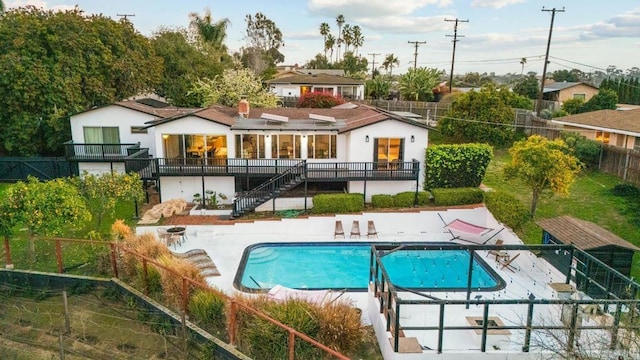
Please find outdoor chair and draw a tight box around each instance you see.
[487,239,504,260]
[499,253,520,272]
[367,220,378,238]
[350,220,361,239]
[156,228,172,246]
[334,220,345,239]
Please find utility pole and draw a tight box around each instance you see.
[445,18,469,93]
[368,53,381,79]
[117,13,135,21]
[407,41,426,69]
[536,7,564,114]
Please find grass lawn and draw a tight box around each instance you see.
[484,149,640,279]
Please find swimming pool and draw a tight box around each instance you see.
[234,242,505,292]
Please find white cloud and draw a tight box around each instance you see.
[307,0,451,18]
[6,0,76,11]
[576,8,640,40]
[470,0,525,9]
[357,14,453,33]
[286,30,320,41]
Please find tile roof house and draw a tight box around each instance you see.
[551,108,640,150]
[542,81,599,104]
[66,99,430,217]
[267,74,365,100]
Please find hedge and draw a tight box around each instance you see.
[311,193,364,214]
[483,190,530,230]
[371,194,394,208]
[424,143,493,190]
[431,187,484,206]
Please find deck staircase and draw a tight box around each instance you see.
[231,161,306,218]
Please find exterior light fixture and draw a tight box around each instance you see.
[365,135,370,143]
[411,135,415,143]
[162,134,169,139]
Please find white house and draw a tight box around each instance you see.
[66,99,430,217]
[267,74,365,100]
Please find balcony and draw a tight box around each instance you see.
[64,141,142,162]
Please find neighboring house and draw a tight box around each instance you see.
[66,99,430,217]
[267,74,365,100]
[542,81,599,104]
[551,108,640,150]
[274,68,345,79]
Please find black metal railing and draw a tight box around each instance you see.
[64,141,140,161]
[232,161,307,218]
[369,243,640,354]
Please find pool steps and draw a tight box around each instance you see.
[248,247,279,264]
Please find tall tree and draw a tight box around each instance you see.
[341,24,353,53]
[335,14,345,61]
[520,57,527,76]
[319,22,330,61]
[151,28,231,106]
[337,51,368,78]
[552,69,579,82]
[0,7,161,156]
[242,12,284,78]
[325,34,336,63]
[504,136,581,218]
[352,25,364,57]
[189,8,230,50]
[191,68,279,108]
[382,53,400,77]
[512,74,539,99]
[366,76,391,100]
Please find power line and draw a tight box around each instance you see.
[407,40,427,69]
[445,18,469,93]
[536,6,565,114]
[368,53,381,79]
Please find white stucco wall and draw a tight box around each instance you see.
[152,117,232,158]
[348,181,419,202]
[345,119,428,189]
[159,176,235,204]
[272,85,300,97]
[70,105,157,155]
[78,162,125,174]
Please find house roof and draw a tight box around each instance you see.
[551,108,640,136]
[115,100,197,119]
[144,105,236,128]
[543,82,598,93]
[267,74,364,85]
[536,216,640,252]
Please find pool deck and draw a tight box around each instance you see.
[137,206,570,359]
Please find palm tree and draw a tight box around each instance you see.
[319,22,330,61]
[335,14,345,61]
[352,26,364,57]
[325,34,336,63]
[520,57,527,77]
[342,24,353,53]
[382,53,400,77]
[189,8,230,50]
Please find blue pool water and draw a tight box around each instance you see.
[235,243,504,292]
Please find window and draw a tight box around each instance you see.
[307,134,337,159]
[235,134,266,159]
[271,134,301,159]
[163,134,227,159]
[313,87,334,94]
[595,131,610,144]
[373,138,404,168]
[635,137,640,152]
[83,126,121,154]
[130,126,148,134]
[573,94,586,100]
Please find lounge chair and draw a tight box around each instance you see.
[350,220,361,238]
[487,239,504,259]
[334,220,345,239]
[499,253,520,272]
[367,220,378,238]
[438,213,504,245]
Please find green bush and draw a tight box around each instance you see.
[371,194,394,208]
[424,143,493,190]
[484,190,530,230]
[311,193,364,214]
[611,183,640,198]
[561,131,602,169]
[188,290,227,338]
[431,187,484,206]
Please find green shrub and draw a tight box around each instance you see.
[371,194,394,208]
[484,190,530,230]
[561,131,602,169]
[311,193,364,214]
[188,290,227,338]
[432,187,484,206]
[611,183,640,198]
[424,143,493,190]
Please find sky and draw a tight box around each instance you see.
[5,0,640,76]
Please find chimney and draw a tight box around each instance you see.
[238,98,250,118]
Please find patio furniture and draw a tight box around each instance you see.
[367,220,378,238]
[156,228,172,246]
[499,253,520,272]
[334,220,345,239]
[167,226,187,246]
[350,220,361,239]
[487,240,505,260]
[439,213,504,245]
